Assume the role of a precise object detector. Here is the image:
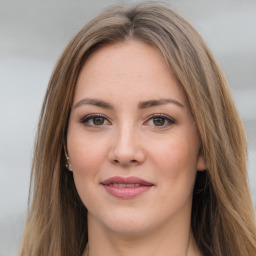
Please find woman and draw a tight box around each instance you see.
[19,2,256,256]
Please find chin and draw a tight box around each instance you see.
[107,220,151,237]
[94,208,153,236]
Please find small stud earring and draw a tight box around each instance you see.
[65,156,73,171]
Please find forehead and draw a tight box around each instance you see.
[74,40,187,106]
[83,40,168,75]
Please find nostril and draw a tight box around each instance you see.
[112,159,138,165]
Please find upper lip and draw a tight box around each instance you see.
[101,176,153,186]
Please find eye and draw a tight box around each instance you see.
[145,114,175,128]
[80,114,111,127]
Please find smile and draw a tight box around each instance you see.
[108,183,141,187]
[101,176,154,199]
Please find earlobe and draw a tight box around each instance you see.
[65,155,73,171]
[197,154,206,171]
[63,142,73,172]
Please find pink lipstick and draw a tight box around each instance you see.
[101,176,153,199]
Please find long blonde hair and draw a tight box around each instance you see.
[19,2,256,255]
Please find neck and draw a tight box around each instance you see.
[85,213,200,256]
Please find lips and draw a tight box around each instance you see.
[101,176,153,199]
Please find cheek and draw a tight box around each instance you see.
[67,130,108,176]
[151,133,200,179]
[151,135,199,208]
[67,131,108,207]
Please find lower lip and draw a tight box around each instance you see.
[103,185,152,199]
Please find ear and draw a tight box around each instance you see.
[197,154,206,171]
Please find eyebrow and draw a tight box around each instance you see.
[74,98,113,109]
[73,98,184,109]
[138,99,184,109]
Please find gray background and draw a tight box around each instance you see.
[0,0,255,255]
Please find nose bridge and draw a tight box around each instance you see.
[109,121,145,166]
[117,122,135,150]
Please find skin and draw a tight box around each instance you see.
[67,40,205,256]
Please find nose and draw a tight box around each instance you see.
[108,124,146,167]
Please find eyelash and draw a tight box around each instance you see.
[80,114,110,127]
[144,114,176,128]
[80,113,175,128]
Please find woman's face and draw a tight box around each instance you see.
[67,40,205,235]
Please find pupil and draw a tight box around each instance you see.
[153,117,165,126]
[93,117,104,125]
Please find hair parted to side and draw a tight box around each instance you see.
[19,2,256,256]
